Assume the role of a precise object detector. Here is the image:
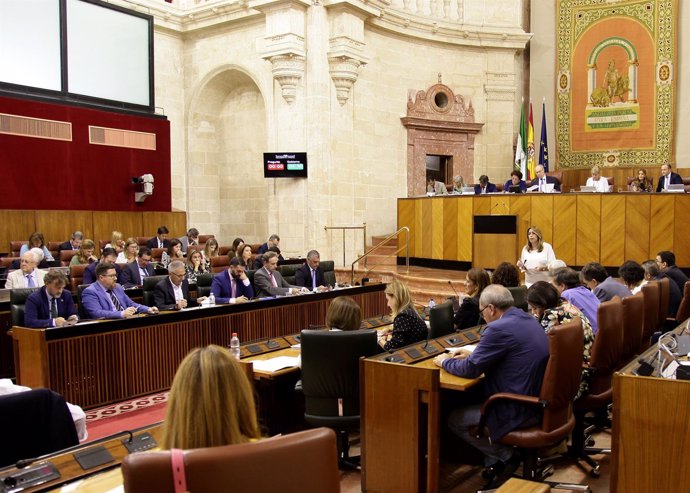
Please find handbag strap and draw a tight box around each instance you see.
[171,448,188,493]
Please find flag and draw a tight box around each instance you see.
[526,101,535,181]
[539,100,549,172]
[514,99,527,177]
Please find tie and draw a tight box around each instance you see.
[311,269,316,290]
[665,176,669,190]
[51,298,58,319]
[540,178,545,192]
[231,279,237,298]
[270,272,277,287]
[26,275,35,288]
[108,289,124,311]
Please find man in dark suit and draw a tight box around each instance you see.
[83,248,121,285]
[474,175,498,194]
[210,257,254,304]
[57,231,83,255]
[295,250,330,292]
[643,260,682,317]
[154,260,206,310]
[656,163,683,192]
[178,228,199,254]
[146,226,171,250]
[120,248,155,288]
[257,234,284,260]
[81,263,158,319]
[254,251,302,297]
[529,164,561,192]
[656,250,689,294]
[24,270,78,328]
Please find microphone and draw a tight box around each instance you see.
[447,281,461,312]
[447,280,460,297]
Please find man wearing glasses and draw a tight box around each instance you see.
[82,263,158,319]
[153,260,207,310]
[121,247,156,288]
[432,284,549,488]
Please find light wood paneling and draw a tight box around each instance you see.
[490,195,511,215]
[398,201,415,258]
[474,234,517,270]
[0,210,35,252]
[457,198,473,261]
[649,195,675,257]
[419,200,433,259]
[600,195,626,266]
[624,195,650,262]
[472,196,491,215]
[576,195,601,265]
[413,201,424,258]
[552,194,577,266]
[35,211,94,244]
[509,196,531,262]
[142,211,187,238]
[530,195,554,244]
[442,199,458,261]
[674,197,690,266]
[431,199,444,259]
[92,212,145,245]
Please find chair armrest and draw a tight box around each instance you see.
[476,393,545,438]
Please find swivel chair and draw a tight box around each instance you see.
[195,273,213,298]
[142,275,168,307]
[10,288,39,327]
[428,300,454,338]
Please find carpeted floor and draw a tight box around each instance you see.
[84,392,168,442]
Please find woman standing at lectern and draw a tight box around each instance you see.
[378,280,427,351]
[518,226,556,287]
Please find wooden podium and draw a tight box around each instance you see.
[472,215,517,269]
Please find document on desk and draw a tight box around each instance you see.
[447,344,477,354]
[252,356,300,373]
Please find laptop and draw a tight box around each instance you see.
[461,186,475,195]
[666,184,685,193]
[543,183,555,193]
[508,184,522,193]
[580,186,596,193]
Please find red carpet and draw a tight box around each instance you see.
[84,392,168,443]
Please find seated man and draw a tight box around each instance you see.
[154,260,206,310]
[210,257,253,304]
[643,260,682,317]
[474,175,497,194]
[146,226,171,250]
[427,177,448,195]
[120,248,155,288]
[57,231,83,254]
[257,234,284,260]
[178,228,199,254]
[81,263,158,319]
[295,250,330,292]
[656,250,689,294]
[580,262,632,302]
[83,248,121,285]
[529,164,561,192]
[24,270,78,328]
[253,251,301,297]
[656,163,683,192]
[6,251,46,289]
[433,285,549,487]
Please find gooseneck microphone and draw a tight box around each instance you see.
[447,280,460,298]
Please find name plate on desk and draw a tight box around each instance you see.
[373,340,445,365]
[239,338,290,358]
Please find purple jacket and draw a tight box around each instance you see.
[561,286,600,334]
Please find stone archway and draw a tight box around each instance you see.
[401,83,484,196]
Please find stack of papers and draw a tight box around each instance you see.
[251,356,300,373]
[447,344,477,354]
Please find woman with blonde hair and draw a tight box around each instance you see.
[518,226,556,287]
[585,165,610,192]
[203,238,220,270]
[105,231,125,254]
[162,345,260,449]
[69,239,98,266]
[378,280,427,350]
[185,249,208,283]
[116,238,139,263]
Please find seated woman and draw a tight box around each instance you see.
[629,168,653,192]
[454,268,491,330]
[20,232,55,262]
[491,262,520,288]
[162,238,184,268]
[185,249,208,283]
[69,239,98,266]
[378,280,427,351]
[162,345,260,449]
[452,175,465,193]
[239,244,253,268]
[203,238,220,270]
[104,231,125,255]
[503,170,527,193]
[526,281,594,399]
[230,238,244,259]
[116,238,139,264]
[585,165,610,192]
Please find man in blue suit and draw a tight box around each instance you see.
[81,263,158,319]
[656,163,684,192]
[474,175,498,194]
[211,257,254,304]
[120,248,155,288]
[24,270,78,328]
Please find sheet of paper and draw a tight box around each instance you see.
[251,356,300,373]
[447,344,477,354]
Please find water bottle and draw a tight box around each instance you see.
[229,332,240,360]
[208,292,215,306]
[428,298,436,309]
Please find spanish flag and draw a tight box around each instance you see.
[526,101,535,181]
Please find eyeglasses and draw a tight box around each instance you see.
[171,272,185,278]
[102,274,118,278]
[479,305,491,315]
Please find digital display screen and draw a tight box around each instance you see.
[263,152,308,178]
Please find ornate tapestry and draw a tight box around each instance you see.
[556,0,677,168]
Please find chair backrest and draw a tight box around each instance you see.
[59,250,77,266]
[675,281,690,322]
[136,237,150,248]
[507,285,528,311]
[589,298,624,395]
[10,288,39,327]
[301,329,378,423]
[210,255,229,273]
[198,234,215,247]
[428,301,454,338]
[218,245,233,256]
[99,239,109,251]
[246,270,256,295]
[602,176,614,189]
[540,318,584,432]
[546,171,563,186]
[77,284,90,319]
[48,241,61,259]
[187,244,204,256]
[0,257,19,269]
[69,264,88,295]
[620,292,645,367]
[0,389,79,468]
[10,241,24,257]
[195,273,213,298]
[320,260,336,286]
[279,264,298,285]
[151,248,165,263]
[640,281,660,350]
[121,428,340,493]
[143,275,168,307]
[656,278,670,328]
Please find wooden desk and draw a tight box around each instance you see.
[496,478,550,492]
[11,284,386,409]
